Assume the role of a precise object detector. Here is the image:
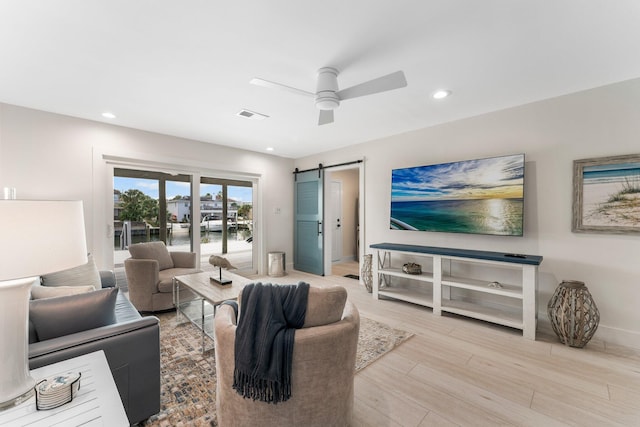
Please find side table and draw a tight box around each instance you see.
[0,350,129,426]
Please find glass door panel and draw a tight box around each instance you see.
[113,169,192,266]
[200,178,253,272]
[165,178,193,251]
[113,174,161,267]
[227,184,253,271]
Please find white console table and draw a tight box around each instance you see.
[0,350,129,426]
[370,243,543,340]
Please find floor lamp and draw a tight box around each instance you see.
[0,200,88,409]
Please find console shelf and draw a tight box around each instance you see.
[442,275,523,299]
[441,300,523,330]
[370,243,543,340]
[378,287,434,308]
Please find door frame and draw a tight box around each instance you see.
[94,149,262,274]
[330,180,343,263]
[323,161,365,277]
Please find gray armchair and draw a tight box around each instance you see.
[214,285,360,426]
[124,241,199,312]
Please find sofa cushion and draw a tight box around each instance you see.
[31,284,95,300]
[29,287,118,341]
[40,255,102,291]
[303,285,347,327]
[129,241,174,270]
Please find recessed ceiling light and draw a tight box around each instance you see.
[102,112,116,119]
[432,90,451,100]
[266,147,274,152]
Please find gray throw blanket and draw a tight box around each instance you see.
[232,281,310,404]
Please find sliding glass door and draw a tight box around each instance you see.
[113,168,255,273]
[200,177,253,271]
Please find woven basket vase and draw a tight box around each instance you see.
[361,254,373,293]
[547,280,600,348]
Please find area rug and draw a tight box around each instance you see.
[141,311,413,426]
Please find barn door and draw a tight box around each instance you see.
[294,169,324,275]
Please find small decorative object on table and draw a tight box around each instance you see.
[361,254,373,293]
[547,280,600,348]
[210,273,232,286]
[35,372,81,410]
[402,262,422,275]
[209,255,236,286]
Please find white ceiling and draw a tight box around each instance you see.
[1,1,640,159]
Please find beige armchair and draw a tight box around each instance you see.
[214,285,360,427]
[124,241,199,312]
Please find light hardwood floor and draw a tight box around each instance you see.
[118,261,639,426]
[261,265,640,427]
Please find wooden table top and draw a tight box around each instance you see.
[174,270,252,304]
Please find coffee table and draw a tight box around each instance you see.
[173,270,251,352]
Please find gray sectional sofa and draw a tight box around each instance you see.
[28,271,160,425]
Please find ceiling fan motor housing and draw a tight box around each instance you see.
[315,67,340,110]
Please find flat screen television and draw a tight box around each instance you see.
[390,153,525,236]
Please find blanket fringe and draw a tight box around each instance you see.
[233,369,291,404]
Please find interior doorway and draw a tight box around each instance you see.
[325,166,361,278]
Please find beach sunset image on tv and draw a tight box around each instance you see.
[390,154,525,236]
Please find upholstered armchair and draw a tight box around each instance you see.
[214,285,360,427]
[124,241,199,312]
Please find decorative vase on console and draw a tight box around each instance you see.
[547,280,600,348]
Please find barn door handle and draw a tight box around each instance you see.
[318,221,322,235]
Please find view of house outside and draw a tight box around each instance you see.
[113,176,253,270]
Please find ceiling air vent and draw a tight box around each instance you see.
[236,109,269,120]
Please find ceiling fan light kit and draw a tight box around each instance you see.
[315,67,340,110]
[251,66,407,125]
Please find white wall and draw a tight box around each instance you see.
[0,104,295,274]
[295,78,640,348]
[2,78,639,347]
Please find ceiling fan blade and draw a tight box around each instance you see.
[318,109,334,125]
[336,70,407,101]
[250,78,314,98]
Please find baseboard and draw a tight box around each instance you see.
[332,256,357,264]
[590,324,640,350]
[538,314,640,350]
[446,295,640,351]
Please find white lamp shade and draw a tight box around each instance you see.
[0,200,88,409]
[0,200,88,280]
[0,277,37,405]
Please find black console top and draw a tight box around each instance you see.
[370,243,543,265]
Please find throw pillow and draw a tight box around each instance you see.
[128,241,174,270]
[303,285,347,327]
[40,255,102,291]
[29,287,118,341]
[31,284,95,300]
[238,284,347,328]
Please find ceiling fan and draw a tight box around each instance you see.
[250,67,407,125]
